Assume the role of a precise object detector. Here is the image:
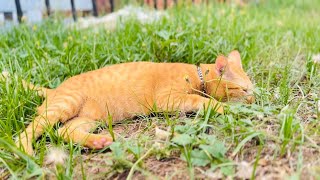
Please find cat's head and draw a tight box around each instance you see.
[207,50,254,103]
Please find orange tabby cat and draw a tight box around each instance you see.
[14,50,254,155]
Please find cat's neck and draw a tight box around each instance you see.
[197,63,220,95]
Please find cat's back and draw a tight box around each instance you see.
[55,61,193,93]
[96,61,191,74]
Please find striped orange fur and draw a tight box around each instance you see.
[15,50,254,155]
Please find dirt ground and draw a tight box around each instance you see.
[64,118,320,180]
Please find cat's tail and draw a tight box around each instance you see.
[1,71,53,97]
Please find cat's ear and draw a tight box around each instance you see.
[215,55,228,75]
[228,50,242,69]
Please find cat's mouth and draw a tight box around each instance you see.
[226,95,254,104]
[223,89,255,104]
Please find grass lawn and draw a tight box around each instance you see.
[0,0,320,179]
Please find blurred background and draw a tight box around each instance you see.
[0,0,250,24]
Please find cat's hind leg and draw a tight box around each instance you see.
[57,117,113,149]
[16,91,84,155]
[58,98,112,149]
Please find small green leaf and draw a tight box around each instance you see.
[110,142,125,158]
[174,124,197,134]
[199,134,218,144]
[239,119,253,126]
[190,149,211,166]
[200,141,227,159]
[156,30,171,40]
[171,134,194,146]
[126,143,142,158]
[220,165,235,176]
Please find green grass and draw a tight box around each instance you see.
[0,0,320,179]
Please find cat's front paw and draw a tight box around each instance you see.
[207,101,224,114]
[215,103,224,114]
[15,139,34,156]
[85,135,113,150]
[200,101,224,115]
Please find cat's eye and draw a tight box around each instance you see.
[228,87,239,90]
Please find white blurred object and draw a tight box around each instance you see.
[312,53,320,64]
[45,147,68,166]
[236,161,254,179]
[0,13,4,25]
[12,13,18,24]
[155,126,171,141]
[1,71,9,79]
[73,6,167,30]
[20,0,45,23]
[25,10,43,23]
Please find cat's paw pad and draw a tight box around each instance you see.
[88,136,113,149]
